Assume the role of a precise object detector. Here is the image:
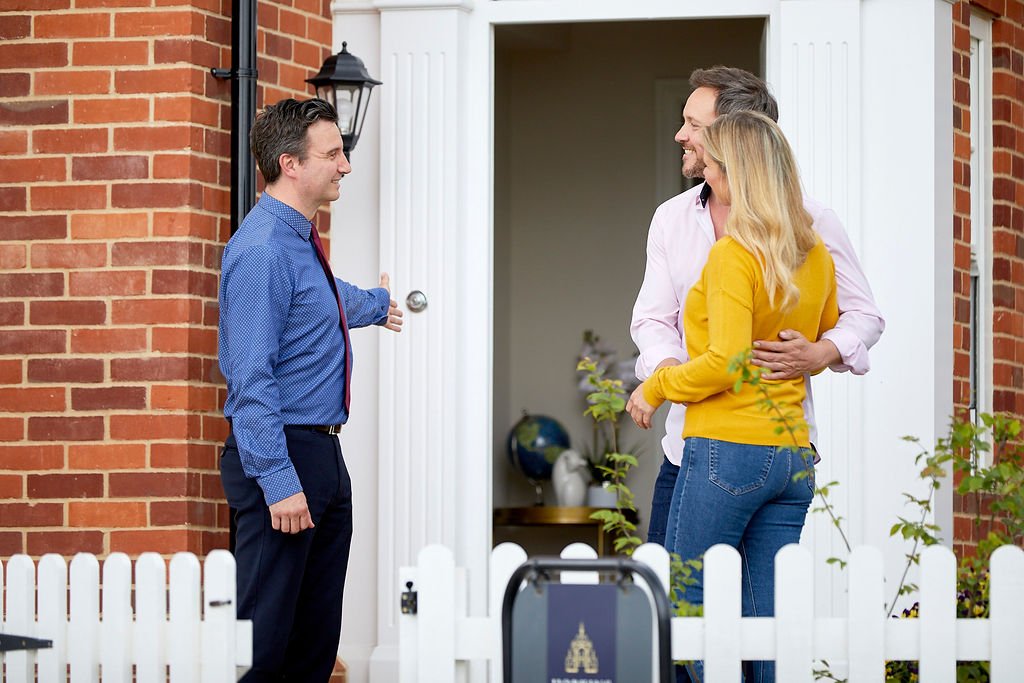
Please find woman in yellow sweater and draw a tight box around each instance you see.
[626,110,838,683]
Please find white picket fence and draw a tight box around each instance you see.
[399,541,1024,682]
[1,550,252,682]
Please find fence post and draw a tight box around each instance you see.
[36,554,67,681]
[4,554,35,683]
[774,543,813,682]
[919,545,956,681]
[416,545,457,683]
[703,544,742,682]
[847,546,884,682]
[100,553,132,683]
[398,565,420,683]
[202,549,242,682]
[989,545,1024,681]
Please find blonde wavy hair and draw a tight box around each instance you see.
[701,111,816,311]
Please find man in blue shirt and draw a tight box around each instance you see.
[219,98,403,682]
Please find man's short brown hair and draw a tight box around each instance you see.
[250,98,339,185]
[689,66,779,122]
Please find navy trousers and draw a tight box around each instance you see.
[221,427,353,682]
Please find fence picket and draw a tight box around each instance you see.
[5,555,35,683]
[135,553,167,683]
[417,545,456,683]
[703,543,742,683]
[69,553,100,683]
[847,546,885,681]
[633,542,671,683]
[36,554,67,680]
[201,549,240,682]
[168,552,202,682]
[774,544,813,683]
[919,544,956,681]
[489,543,527,683]
[989,545,1024,681]
[559,542,598,584]
[100,553,132,683]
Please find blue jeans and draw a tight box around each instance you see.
[666,437,815,683]
[647,455,680,547]
[647,456,692,683]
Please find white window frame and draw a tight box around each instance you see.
[969,11,994,452]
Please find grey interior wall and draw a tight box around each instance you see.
[493,19,764,542]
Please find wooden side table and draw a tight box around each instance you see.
[492,506,639,556]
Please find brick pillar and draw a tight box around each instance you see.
[950,0,1024,557]
[0,0,333,560]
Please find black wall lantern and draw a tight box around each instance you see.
[306,42,382,158]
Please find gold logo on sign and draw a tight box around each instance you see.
[564,621,599,674]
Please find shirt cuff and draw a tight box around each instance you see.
[635,344,687,380]
[257,465,304,506]
[821,327,868,375]
[371,287,390,325]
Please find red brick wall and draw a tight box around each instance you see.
[0,0,332,559]
[952,0,1024,556]
[988,2,1024,419]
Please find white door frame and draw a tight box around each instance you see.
[328,1,954,679]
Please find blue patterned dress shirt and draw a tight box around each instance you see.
[219,193,389,505]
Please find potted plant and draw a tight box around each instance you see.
[575,330,642,508]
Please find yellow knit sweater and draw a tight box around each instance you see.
[642,235,839,447]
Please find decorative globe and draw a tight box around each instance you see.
[507,413,570,483]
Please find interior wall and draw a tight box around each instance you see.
[493,19,764,540]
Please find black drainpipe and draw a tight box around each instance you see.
[212,0,258,234]
[211,0,258,553]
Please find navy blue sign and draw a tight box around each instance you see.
[546,583,617,683]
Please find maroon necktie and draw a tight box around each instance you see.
[310,224,352,414]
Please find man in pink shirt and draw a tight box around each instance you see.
[630,66,885,548]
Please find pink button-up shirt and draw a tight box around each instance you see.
[630,182,885,466]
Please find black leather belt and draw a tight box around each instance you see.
[284,424,343,435]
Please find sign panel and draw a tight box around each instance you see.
[547,584,617,683]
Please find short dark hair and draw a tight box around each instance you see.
[250,98,339,185]
[689,66,779,122]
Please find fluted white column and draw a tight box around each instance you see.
[773,0,865,616]
[772,0,954,617]
[373,2,492,680]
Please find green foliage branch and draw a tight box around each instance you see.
[576,357,702,622]
[577,356,642,555]
[885,412,1023,682]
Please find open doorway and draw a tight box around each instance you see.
[492,19,765,551]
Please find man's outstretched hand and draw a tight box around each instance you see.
[379,273,403,333]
